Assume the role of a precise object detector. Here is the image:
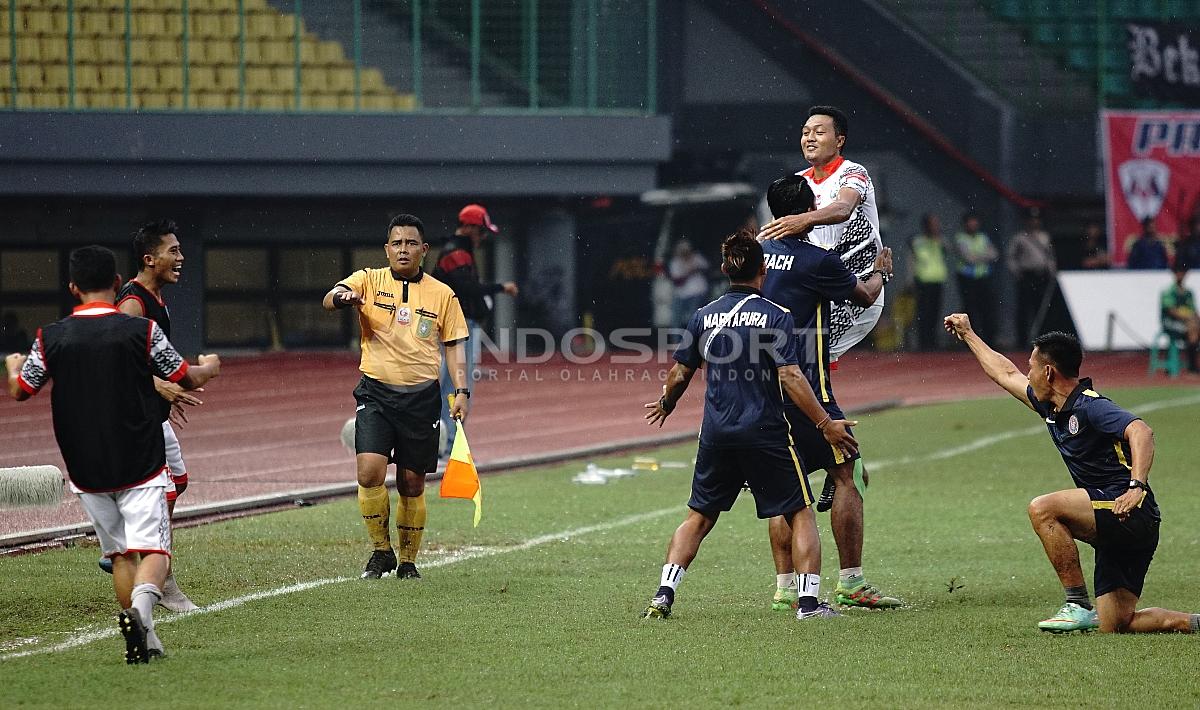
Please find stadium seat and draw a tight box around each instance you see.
[132,64,158,90]
[40,37,70,64]
[129,39,152,63]
[315,40,342,66]
[1148,332,1182,378]
[301,92,339,111]
[270,65,298,92]
[148,38,178,63]
[16,64,44,90]
[244,65,273,92]
[16,37,41,63]
[157,64,183,91]
[132,11,168,38]
[190,12,226,40]
[245,12,277,39]
[189,64,218,91]
[78,10,115,37]
[202,39,237,65]
[0,41,8,61]
[250,91,289,110]
[136,90,170,108]
[21,9,63,36]
[260,39,293,65]
[85,89,124,109]
[191,91,231,109]
[42,63,70,90]
[98,63,127,90]
[73,63,102,92]
[28,89,67,109]
[213,65,239,91]
[300,66,326,92]
[360,67,387,93]
[325,66,353,93]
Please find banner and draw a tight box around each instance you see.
[1126,21,1200,104]
[1101,110,1200,266]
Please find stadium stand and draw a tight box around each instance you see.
[0,0,416,111]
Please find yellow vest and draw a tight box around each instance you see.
[912,235,948,283]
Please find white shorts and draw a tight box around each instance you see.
[78,486,172,558]
[829,288,884,362]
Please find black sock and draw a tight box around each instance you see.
[655,586,675,604]
[1188,344,1199,372]
[797,595,818,613]
[1065,585,1092,610]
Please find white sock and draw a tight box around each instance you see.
[799,573,821,601]
[660,563,686,591]
[776,572,797,590]
[839,567,863,582]
[130,583,162,628]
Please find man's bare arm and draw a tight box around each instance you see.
[944,313,1035,411]
[1113,420,1154,518]
[644,362,696,427]
[848,247,892,308]
[322,285,363,311]
[758,186,862,241]
[778,364,857,457]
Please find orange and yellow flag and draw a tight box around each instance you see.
[439,419,481,527]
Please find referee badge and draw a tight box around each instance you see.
[1067,414,1079,435]
[417,316,434,339]
[397,306,412,325]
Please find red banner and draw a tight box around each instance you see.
[1102,110,1200,266]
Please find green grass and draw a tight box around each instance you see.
[2,387,1199,708]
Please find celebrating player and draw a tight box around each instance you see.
[759,106,887,515]
[112,220,201,612]
[760,174,903,611]
[945,314,1199,634]
[640,231,857,621]
[323,214,470,580]
[6,245,220,663]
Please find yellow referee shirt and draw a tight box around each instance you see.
[337,267,469,387]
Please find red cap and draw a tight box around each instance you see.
[458,204,499,233]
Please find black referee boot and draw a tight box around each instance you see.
[815,475,836,513]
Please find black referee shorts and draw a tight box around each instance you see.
[353,376,441,474]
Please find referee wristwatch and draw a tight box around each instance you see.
[454,388,471,399]
[1127,479,1148,491]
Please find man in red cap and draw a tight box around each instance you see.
[433,204,519,456]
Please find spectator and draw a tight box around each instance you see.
[1006,210,1057,343]
[433,203,518,457]
[953,211,999,341]
[1080,222,1110,270]
[909,213,949,350]
[668,239,711,327]
[1127,218,1169,270]
[1161,264,1199,374]
[1174,213,1200,271]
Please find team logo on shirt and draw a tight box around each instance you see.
[397,306,412,325]
[1067,414,1080,435]
[417,316,434,339]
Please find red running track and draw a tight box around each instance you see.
[0,349,1183,538]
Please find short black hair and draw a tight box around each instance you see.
[387,213,425,240]
[808,105,848,140]
[69,245,118,292]
[766,174,815,219]
[921,212,939,233]
[962,211,979,226]
[1032,331,1082,379]
[133,219,178,266]
[720,230,764,282]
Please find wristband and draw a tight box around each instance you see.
[659,395,675,414]
[333,290,354,309]
[816,415,832,430]
[454,388,471,399]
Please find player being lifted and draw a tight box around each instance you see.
[760,105,887,515]
[759,174,903,611]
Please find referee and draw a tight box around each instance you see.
[323,214,470,580]
[946,314,1200,634]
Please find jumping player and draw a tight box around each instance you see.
[759,174,903,611]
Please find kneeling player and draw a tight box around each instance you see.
[946,314,1199,634]
[640,232,856,620]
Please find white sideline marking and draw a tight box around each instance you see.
[0,507,677,661]
[870,393,1200,472]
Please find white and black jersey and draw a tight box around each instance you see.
[800,156,885,359]
[17,303,189,492]
[117,279,173,422]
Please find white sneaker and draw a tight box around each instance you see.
[157,573,199,612]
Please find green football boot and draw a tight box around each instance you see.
[771,587,798,612]
[1037,602,1099,633]
[834,580,904,609]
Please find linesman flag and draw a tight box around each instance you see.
[440,419,482,527]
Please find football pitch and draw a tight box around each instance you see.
[2,387,1199,708]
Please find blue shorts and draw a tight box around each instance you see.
[688,444,814,519]
[784,404,860,473]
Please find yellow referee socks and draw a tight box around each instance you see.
[358,484,392,552]
[396,492,427,564]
